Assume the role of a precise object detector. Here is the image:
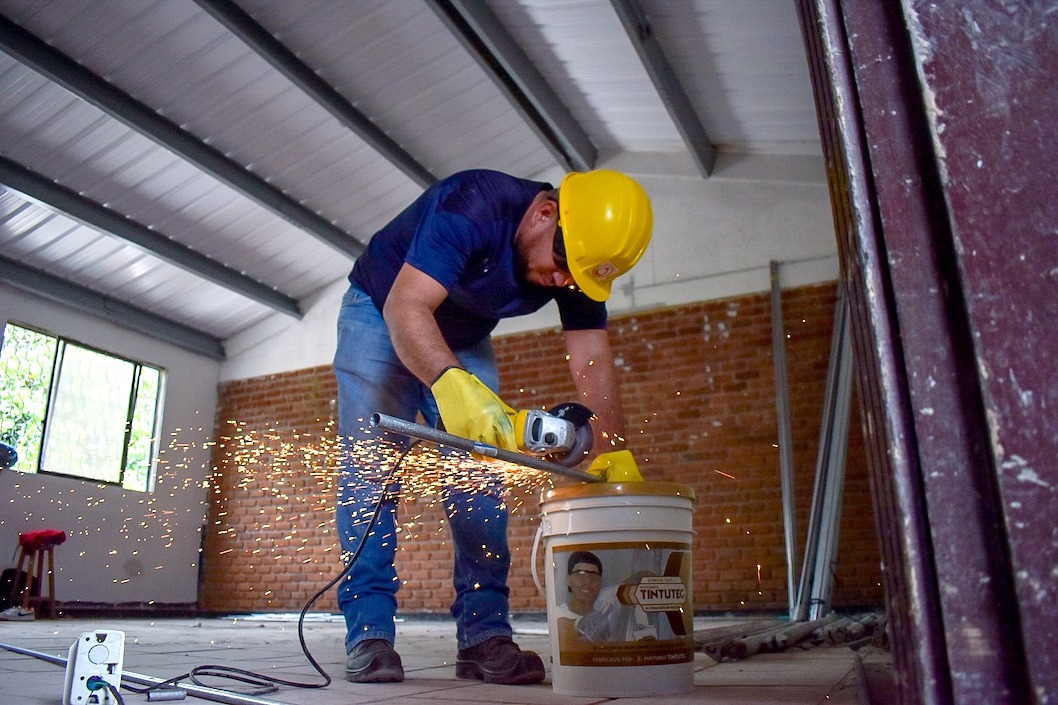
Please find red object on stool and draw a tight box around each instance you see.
[11,529,66,618]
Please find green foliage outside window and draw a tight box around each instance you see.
[0,325,53,473]
[0,323,164,492]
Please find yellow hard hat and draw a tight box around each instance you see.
[558,170,653,302]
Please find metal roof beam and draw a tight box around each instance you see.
[610,0,716,176]
[0,157,302,319]
[0,13,365,259]
[426,0,596,173]
[0,255,225,360]
[193,0,436,188]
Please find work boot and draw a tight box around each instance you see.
[456,635,545,685]
[345,639,404,683]
[0,606,35,621]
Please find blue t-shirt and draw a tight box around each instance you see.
[350,170,607,349]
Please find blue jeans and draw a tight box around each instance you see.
[333,284,513,653]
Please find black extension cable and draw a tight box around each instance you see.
[121,442,414,699]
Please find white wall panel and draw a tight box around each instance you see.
[0,284,219,605]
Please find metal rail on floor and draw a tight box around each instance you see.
[0,641,288,705]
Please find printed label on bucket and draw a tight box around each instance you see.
[550,541,693,667]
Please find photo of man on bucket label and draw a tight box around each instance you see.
[554,551,614,644]
[551,544,693,667]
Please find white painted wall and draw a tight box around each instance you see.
[0,285,219,605]
[220,151,840,382]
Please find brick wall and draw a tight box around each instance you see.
[201,282,882,615]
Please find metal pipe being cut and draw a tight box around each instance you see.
[370,412,601,483]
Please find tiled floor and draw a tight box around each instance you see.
[0,615,890,704]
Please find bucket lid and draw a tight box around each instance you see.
[541,481,696,503]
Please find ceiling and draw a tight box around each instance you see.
[0,0,820,360]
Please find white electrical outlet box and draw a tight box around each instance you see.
[63,630,125,705]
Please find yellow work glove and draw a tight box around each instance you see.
[586,450,644,482]
[431,367,518,452]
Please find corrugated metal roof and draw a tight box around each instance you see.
[490,0,683,154]
[0,0,821,358]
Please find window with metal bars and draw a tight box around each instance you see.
[0,322,164,492]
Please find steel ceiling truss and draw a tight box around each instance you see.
[0,13,366,260]
[425,0,597,173]
[610,0,715,176]
[0,255,225,360]
[192,0,437,189]
[0,157,301,320]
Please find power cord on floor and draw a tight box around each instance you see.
[121,442,414,699]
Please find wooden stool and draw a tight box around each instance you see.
[10,529,66,619]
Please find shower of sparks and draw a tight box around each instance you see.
[2,418,555,600]
[713,469,736,480]
[208,419,555,572]
[0,425,227,584]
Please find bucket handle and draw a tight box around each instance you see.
[530,522,545,598]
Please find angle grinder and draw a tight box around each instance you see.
[513,402,594,468]
[370,401,601,483]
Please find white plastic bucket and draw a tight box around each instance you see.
[534,481,696,697]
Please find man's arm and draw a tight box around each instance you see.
[563,328,626,454]
[383,263,460,384]
[385,263,519,450]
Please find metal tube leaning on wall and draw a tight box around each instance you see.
[770,260,800,615]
